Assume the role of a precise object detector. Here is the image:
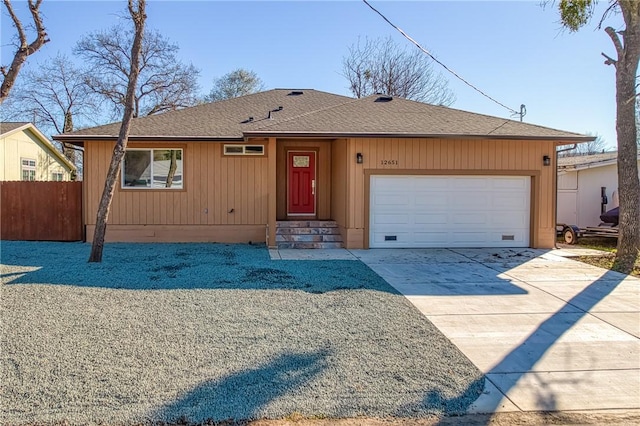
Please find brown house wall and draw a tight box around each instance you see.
[338,137,556,249]
[83,136,557,248]
[330,139,349,243]
[84,140,269,242]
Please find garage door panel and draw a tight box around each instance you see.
[414,214,448,225]
[452,213,488,225]
[375,194,410,206]
[370,175,530,248]
[373,214,411,225]
[370,232,411,244]
[453,196,489,209]
[413,232,449,244]
[493,194,529,209]
[492,177,528,188]
[451,232,490,244]
[414,194,447,207]
[491,214,528,227]
[453,178,489,189]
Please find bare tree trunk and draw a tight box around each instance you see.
[89,0,146,263]
[62,111,76,165]
[0,0,49,104]
[604,8,640,273]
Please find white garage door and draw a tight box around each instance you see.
[370,175,530,248]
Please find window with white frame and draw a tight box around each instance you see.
[21,158,36,181]
[223,144,264,155]
[51,172,64,181]
[122,149,183,189]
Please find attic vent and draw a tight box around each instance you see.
[288,91,304,96]
[375,96,393,102]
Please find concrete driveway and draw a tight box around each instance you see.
[351,248,640,414]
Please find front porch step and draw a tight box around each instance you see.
[275,221,343,249]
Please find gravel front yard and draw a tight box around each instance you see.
[1,242,483,425]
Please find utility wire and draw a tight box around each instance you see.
[362,0,520,116]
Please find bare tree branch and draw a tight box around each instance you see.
[0,0,49,104]
[341,36,455,105]
[75,26,199,118]
[605,26,625,58]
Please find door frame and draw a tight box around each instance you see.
[286,149,317,217]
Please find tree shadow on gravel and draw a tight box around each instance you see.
[0,241,396,293]
[150,349,330,424]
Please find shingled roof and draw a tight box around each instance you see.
[558,151,640,170]
[54,89,593,143]
[0,122,32,136]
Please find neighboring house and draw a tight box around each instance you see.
[557,152,640,228]
[55,89,592,249]
[1,122,76,182]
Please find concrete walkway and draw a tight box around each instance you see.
[350,248,640,414]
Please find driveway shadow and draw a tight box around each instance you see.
[1,241,395,293]
[410,268,629,424]
[150,349,329,423]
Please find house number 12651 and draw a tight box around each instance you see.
[380,160,398,165]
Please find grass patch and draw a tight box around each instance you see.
[557,237,639,277]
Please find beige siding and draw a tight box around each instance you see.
[1,130,72,181]
[331,138,349,242]
[84,136,557,248]
[339,137,557,249]
[84,140,269,242]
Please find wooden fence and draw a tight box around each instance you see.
[1,181,83,241]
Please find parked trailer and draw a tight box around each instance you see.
[557,223,618,245]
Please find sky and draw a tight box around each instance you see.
[1,1,625,148]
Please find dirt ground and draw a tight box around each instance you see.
[248,411,640,426]
[142,411,640,425]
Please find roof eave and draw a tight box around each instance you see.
[243,131,595,142]
[11,124,77,172]
[53,134,246,142]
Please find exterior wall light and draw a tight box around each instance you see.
[356,152,363,164]
[543,155,551,166]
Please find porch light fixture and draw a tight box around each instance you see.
[356,152,363,164]
[543,155,551,166]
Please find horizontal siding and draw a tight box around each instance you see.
[84,141,269,226]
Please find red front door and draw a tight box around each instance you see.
[288,151,316,215]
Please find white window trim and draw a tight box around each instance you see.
[121,148,183,190]
[51,172,64,181]
[223,144,265,156]
[21,158,36,181]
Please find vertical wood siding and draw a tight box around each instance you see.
[84,141,269,226]
[344,137,557,248]
[1,181,83,241]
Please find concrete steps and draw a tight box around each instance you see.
[276,221,344,249]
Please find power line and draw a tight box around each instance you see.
[362,0,521,117]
